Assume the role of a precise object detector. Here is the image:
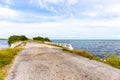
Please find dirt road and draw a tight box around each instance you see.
[5,42,120,80]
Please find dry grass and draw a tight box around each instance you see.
[63,48,99,60]
[0,48,21,80]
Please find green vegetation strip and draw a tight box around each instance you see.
[0,48,21,80]
[33,36,51,42]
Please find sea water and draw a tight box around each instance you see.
[52,40,120,57]
[0,40,9,49]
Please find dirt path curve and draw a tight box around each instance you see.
[5,42,120,80]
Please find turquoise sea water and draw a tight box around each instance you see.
[52,40,120,57]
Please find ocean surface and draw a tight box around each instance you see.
[0,40,9,49]
[52,40,120,57]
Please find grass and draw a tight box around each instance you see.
[63,48,99,60]
[0,68,6,80]
[0,48,21,80]
[33,40,44,43]
[104,54,120,69]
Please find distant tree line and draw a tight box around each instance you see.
[8,35,51,45]
[33,36,51,42]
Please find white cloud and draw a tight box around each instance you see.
[67,0,78,5]
[0,17,120,39]
[4,0,14,5]
[81,12,98,17]
[28,0,79,15]
[107,4,120,15]
[44,0,63,4]
[94,4,104,10]
[5,0,11,4]
[0,7,19,18]
[29,0,34,4]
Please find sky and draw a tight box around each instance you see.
[0,0,120,39]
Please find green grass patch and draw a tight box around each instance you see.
[33,40,45,43]
[104,54,120,69]
[0,48,21,80]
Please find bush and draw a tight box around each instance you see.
[33,36,44,41]
[44,37,51,42]
[33,36,51,42]
[8,35,28,45]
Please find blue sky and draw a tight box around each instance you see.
[0,0,120,39]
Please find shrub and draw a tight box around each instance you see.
[8,35,28,45]
[33,36,44,41]
[44,37,51,42]
[33,36,51,42]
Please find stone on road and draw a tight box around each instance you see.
[6,42,120,80]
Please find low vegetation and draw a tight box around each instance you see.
[0,48,21,80]
[8,35,28,45]
[33,36,51,42]
[104,54,120,69]
[63,48,99,60]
